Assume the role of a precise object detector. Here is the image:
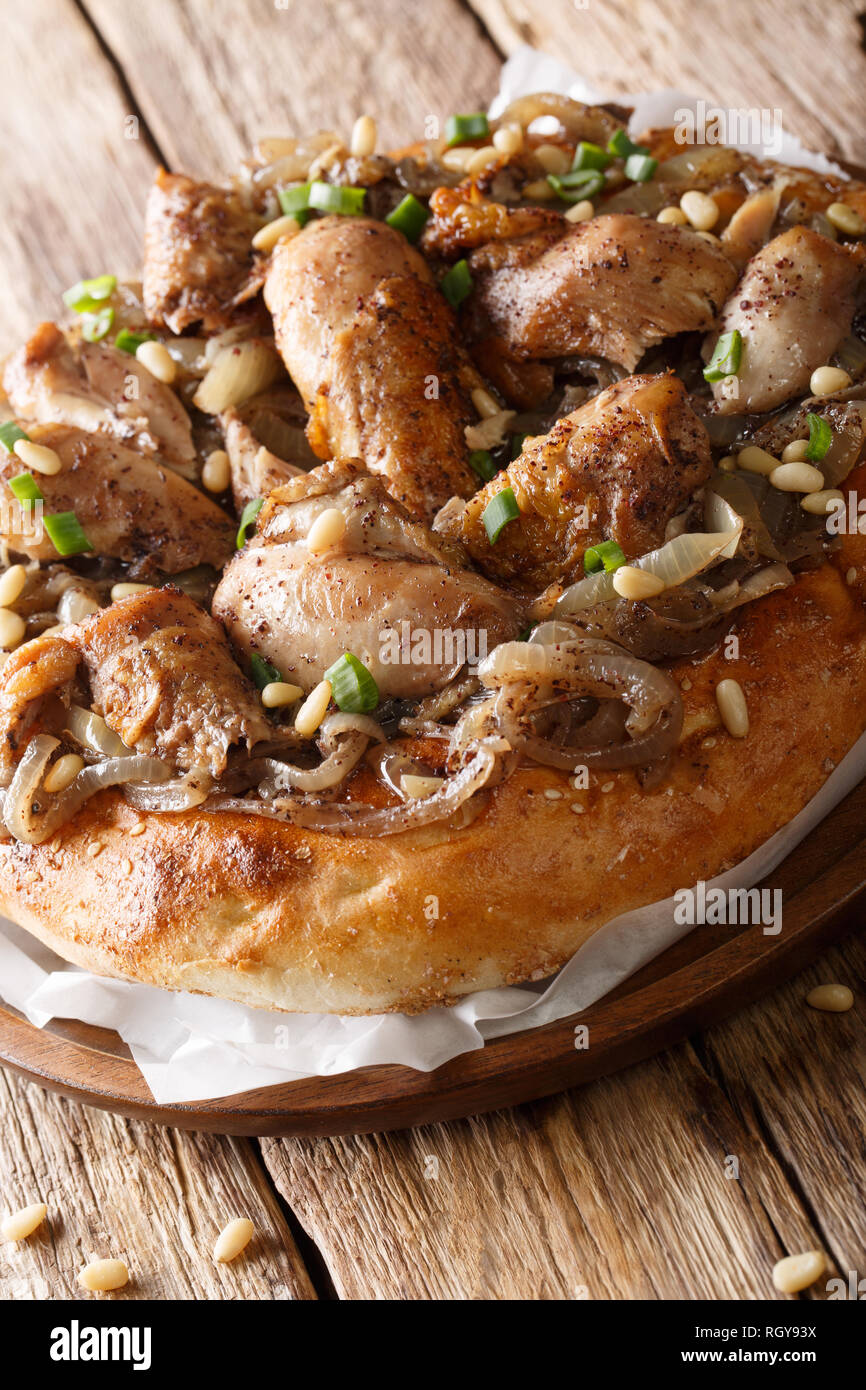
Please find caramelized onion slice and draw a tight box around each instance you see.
[555,524,743,616]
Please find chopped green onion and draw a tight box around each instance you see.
[445,112,489,147]
[584,540,626,574]
[547,171,604,203]
[518,624,536,642]
[0,422,29,453]
[308,181,366,216]
[250,654,282,690]
[606,130,649,159]
[624,153,658,183]
[80,306,114,342]
[572,141,613,172]
[277,184,313,226]
[703,329,743,383]
[43,511,93,557]
[468,449,497,483]
[236,497,264,549]
[114,328,156,355]
[385,193,430,243]
[8,472,44,505]
[482,486,520,544]
[323,652,380,713]
[440,259,473,308]
[510,432,529,459]
[805,413,833,462]
[62,274,116,313]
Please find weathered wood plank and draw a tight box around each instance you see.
[0,0,157,348]
[0,1070,316,1300]
[470,0,866,162]
[84,0,503,175]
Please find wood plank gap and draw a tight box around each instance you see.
[252,1140,340,1301]
[74,0,170,166]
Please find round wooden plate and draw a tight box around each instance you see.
[1,776,864,1135]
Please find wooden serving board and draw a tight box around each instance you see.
[1,775,864,1136]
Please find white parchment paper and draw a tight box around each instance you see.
[0,49,858,1103]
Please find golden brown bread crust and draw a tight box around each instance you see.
[2,560,865,1015]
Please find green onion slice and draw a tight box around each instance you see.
[250,654,282,690]
[445,112,489,147]
[323,652,380,713]
[308,181,366,216]
[703,329,743,383]
[805,413,833,462]
[62,274,116,313]
[8,472,44,505]
[0,422,29,453]
[385,193,430,243]
[584,539,626,574]
[236,497,264,549]
[572,141,613,172]
[547,171,604,203]
[44,511,93,557]
[606,129,649,159]
[482,486,520,544]
[277,184,313,226]
[440,259,473,308]
[114,328,156,355]
[510,432,529,459]
[624,153,658,183]
[80,306,114,342]
[468,449,497,483]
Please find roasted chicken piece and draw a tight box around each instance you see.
[707,225,866,414]
[213,459,521,699]
[0,424,233,572]
[443,374,713,591]
[469,213,738,372]
[3,322,195,475]
[143,169,259,334]
[264,215,477,520]
[0,587,271,783]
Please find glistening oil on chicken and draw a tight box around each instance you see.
[2,92,866,847]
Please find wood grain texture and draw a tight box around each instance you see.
[83,0,503,173]
[0,1066,317,1299]
[470,0,866,163]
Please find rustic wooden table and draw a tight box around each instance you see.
[1,0,865,1301]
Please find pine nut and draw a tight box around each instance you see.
[825,201,866,237]
[251,214,301,254]
[492,124,523,155]
[523,178,555,200]
[534,143,571,175]
[306,507,347,554]
[612,566,665,600]
[0,564,27,608]
[737,445,779,476]
[350,114,377,158]
[110,582,155,602]
[782,438,810,462]
[214,1217,254,1263]
[12,439,62,476]
[806,983,854,1012]
[801,488,845,515]
[2,1203,47,1241]
[135,339,176,384]
[715,678,749,738]
[680,190,719,231]
[769,462,824,493]
[43,753,84,794]
[718,454,738,472]
[810,365,851,396]
[657,205,688,225]
[401,774,444,800]
[0,608,26,650]
[294,679,332,738]
[261,681,303,709]
[78,1258,129,1292]
[772,1251,825,1294]
[471,386,501,419]
[441,147,473,172]
[202,448,231,492]
[466,145,498,178]
[565,199,594,223]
